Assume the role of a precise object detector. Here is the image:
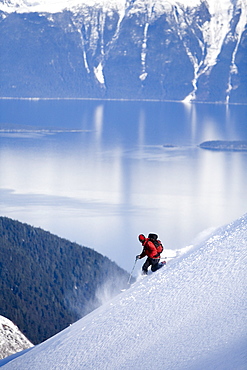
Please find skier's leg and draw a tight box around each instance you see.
[151,259,166,272]
[142,258,151,274]
[151,258,160,272]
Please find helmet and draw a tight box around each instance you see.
[138,234,145,242]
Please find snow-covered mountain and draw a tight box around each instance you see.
[0,316,33,360]
[0,0,246,102]
[1,213,246,369]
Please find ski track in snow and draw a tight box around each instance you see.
[1,214,246,369]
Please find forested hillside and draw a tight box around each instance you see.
[0,217,130,344]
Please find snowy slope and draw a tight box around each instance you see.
[0,316,33,360]
[1,214,246,369]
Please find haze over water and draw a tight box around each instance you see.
[0,99,246,272]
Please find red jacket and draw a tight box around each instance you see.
[139,238,160,259]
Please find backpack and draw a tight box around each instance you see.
[148,233,163,254]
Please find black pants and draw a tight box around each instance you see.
[142,257,161,274]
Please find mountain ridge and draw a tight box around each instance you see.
[0,0,246,102]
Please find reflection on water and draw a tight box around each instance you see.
[0,100,247,272]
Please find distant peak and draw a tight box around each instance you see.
[0,0,236,14]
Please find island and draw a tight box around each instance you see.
[199,140,247,152]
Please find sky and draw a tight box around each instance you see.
[1,212,246,369]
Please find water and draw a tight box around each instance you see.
[0,99,247,272]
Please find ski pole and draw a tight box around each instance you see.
[127,258,137,284]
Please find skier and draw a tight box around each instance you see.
[136,233,166,275]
